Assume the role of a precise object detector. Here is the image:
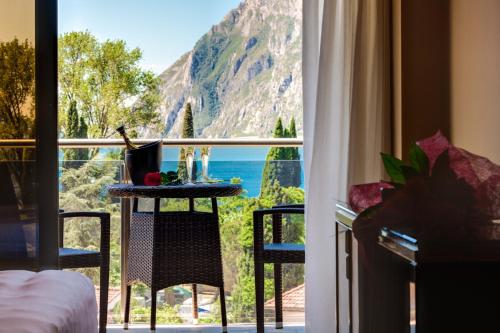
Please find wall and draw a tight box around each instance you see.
[392,0,402,158]
[450,0,500,164]
[393,0,500,164]
[393,0,451,160]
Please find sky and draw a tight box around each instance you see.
[58,0,242,74]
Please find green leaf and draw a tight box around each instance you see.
[160,172,168,184]
[409,143,429,175]
[381,153,406,184]
[160,171,179,185]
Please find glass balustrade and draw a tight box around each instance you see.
[57,146,305,325]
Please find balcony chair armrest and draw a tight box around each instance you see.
[59,211,110,220]
[272,204,305,209]
[253,207,304,218]
[58,211,110,254]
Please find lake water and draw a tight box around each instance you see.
[161,147,304,197]
[61,147,304,198]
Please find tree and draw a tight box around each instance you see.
[0,38,35,140]
[182,102,194,138]
[63,101,89,164]
[79,115,88,140]
[0,38,35,208]
[273,118,285,140]
[260,117,301,196]
[177,103,197,181]
[289,117,297,137]
[287,117,302,186]
[58,31,161,153]
[66,101,79,139]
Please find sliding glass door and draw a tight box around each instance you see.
[0,0,58,270]
[0,0,38,269]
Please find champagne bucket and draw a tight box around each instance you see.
[125,141,162,185]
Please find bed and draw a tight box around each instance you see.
[0,270,97,333]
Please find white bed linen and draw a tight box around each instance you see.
[0,270,97,333]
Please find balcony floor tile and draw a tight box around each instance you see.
[107,324,305,333]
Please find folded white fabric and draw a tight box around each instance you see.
[0,270,97,333]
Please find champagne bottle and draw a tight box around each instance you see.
[116,125,137,150]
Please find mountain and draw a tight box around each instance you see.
[149,0,302,138]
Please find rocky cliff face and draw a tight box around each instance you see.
[150,0,302,138]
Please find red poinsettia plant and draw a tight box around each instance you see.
[350,132,500,244]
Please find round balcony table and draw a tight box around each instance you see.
[108,183,242,333]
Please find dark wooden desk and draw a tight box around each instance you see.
[335,204,357,333]
[379,225,500,333]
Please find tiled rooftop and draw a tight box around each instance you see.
[264,284,304,312]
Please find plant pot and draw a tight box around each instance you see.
[125,141,162,185]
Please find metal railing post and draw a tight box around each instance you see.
[119,163,131,318]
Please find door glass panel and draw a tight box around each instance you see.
[0,0,37,269]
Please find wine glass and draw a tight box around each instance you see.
[186,152,194,185]
[201,147,210,182]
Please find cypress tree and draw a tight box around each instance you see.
[274,118,284,138]
[288,117,299,160]
[182,102,194,138]
[78,116,88,139]
[288,117,301,187]
[273,117,286,161]
[63,101,89,165]
[67,101,79,138]
[289,117,297,138]
[76,116,89,161]
[260,118,285,196]
[260,117,302,197]
[178,103,197,181]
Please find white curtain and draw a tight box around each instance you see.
[303,0,391,331]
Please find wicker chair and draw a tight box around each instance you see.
[0,164,28,265]
[58,211,110,333]
[253,204,305,333]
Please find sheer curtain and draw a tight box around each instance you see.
[303,0,391,331]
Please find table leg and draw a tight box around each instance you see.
[192,284,198,324]
[120,198,131,317]
[120,165,132,318]
[359,240,410,333]
[190,198,197,323]
[346,229,353,333]
[335,223,339,333]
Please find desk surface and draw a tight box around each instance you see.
[335,203,356,230]
[108,183,243,199]
[379,224,500,264]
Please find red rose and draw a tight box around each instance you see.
[144,172,161,186]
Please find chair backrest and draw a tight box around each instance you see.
[0,163,28,264]
[0,163,19,218]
